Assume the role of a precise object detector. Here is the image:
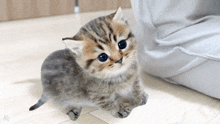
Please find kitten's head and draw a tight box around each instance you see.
[63,7,137,79]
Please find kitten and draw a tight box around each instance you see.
[29,7,148,121]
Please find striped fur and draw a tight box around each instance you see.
[69,10,137,79]
[29,8,147,121]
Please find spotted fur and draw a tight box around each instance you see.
[29,8,148,121]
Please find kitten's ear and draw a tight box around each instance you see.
[113,7,124,20]
[62,33,81,41]
[62,34,84,56]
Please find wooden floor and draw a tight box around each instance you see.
[1,8,220,124]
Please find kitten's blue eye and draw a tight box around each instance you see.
[98,53,108,62]
[118,40,127,49]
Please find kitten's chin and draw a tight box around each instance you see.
[86,65,127,80]
[98,61,133,79]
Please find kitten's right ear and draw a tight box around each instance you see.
[62,35,84,56]
[113,7,124,21]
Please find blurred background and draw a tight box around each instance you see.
[0,0,131,21]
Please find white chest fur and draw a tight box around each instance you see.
[117,85,133,97]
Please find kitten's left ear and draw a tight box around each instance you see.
[62,34,84,56]
[113,7,124,20]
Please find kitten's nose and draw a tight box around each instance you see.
[115,57,123,64]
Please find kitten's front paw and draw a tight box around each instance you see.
[140,93,148,106]
[115,103,132,118]
[117,108,131,118]
[67,108,81,121]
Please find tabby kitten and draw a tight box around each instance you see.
[29,7,148,121]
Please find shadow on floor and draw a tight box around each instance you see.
[140,71,220,110]
[13,78,60,110]
[14,72,220,112]
[14,78,42,98]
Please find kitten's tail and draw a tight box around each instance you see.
[29,94,48,111]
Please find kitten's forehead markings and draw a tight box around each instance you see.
[84,17,114,45]
[119,30,123,37]
[99,23,107,35]
[97,44,104,50]
[98,39,106,44]
[106,22,113,34]
[108,33,112,42]
[113,35,117,42]
[88,23,107,42]
[81,28,97,43]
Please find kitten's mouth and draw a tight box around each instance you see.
[118,63,124,68]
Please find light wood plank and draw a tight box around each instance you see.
[50,0,75,16]
[0,0,8,21]
[36,0,51,17]
[8,0,23,20]
[79,0,131,12]
[4,0,75,21]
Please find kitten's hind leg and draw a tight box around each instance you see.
[67,107,82,121]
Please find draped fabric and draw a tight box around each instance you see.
[131,0,220,98]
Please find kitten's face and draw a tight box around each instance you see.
[63,8,137,79]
